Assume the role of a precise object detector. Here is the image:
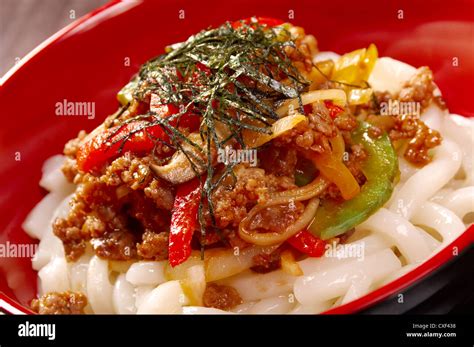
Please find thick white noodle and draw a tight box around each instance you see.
[359,208,431,263]
[411,202,465,247]
[87,256,115,314]
[39,155,75,194]
[113,274,137,314]
[443,187,474,220]
[219,270,295,302]
[38,256,70,295]
[294,249,401,306]
[182,306,231,314]
[389,139,462,219]
[246,295,296,314]
[136,281,188,314]
[125,261,167,287]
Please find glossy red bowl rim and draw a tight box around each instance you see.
[1,0,473,315]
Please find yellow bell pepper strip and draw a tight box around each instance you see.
[308,122,399,240]
[331,44,378,86]
[308,133,361,201]
[117,79,139,106]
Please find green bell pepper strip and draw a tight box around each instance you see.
[295,157,317,187]
[308,122,399,240]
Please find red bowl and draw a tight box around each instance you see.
[1,0,473,314]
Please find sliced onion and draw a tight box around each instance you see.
[307,133,360,201]
[180,264,206,306]
[150,132,207,184]
[164,252,204,281]
[239,197,320,246]
[205,245,279,282]
[254,176,329,206]
[348,88,373,105]
[280,250,303,276]
[243,113,306,148]
[276,89,347,117]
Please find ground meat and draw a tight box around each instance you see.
[62,157,79,183]
[201,229,249,249]
[398,67,437,109]
[137,230,169,260]
[345,144,367,184]
[210,164,297,229]
[258,145,298,178]
[31,291,87,315]
[275,101,357,155]
[390,115,442,165]
[202,284,243,310]
[55,154,172,262]
[101,154,152,190]
[63,130,87,158]
[360,68,443,166]
[283,26,318,75]
[52,200,90,261]
[92,229,138,260]
[144,179,174,211]
[248,202,305,233]
[251,249,282,273]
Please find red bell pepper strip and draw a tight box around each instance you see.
[76,121,168,172]
[150,95,201,131]
[287,230,327,257]
[232,17,284,29]
[77,95,202,173]
[169,178,202,267]
[324,100,344,118]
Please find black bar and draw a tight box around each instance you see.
[0,314,472,346]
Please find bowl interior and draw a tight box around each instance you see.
[1,0,473,309]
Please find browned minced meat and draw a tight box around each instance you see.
[31,291,87,315]
[248,202,305,233]
[275,101,357,155]
[201,229,249,249]
[251,249,282,274]
[136,230,169,260]
[258,145,298,178]
[202,284,243,310]
[390,115,442,165]
[283,26,318,75]
[398,67,439,109]
[54,152,174,262]
[62,130,87,182]
[345,144,367,183]
[373,68,443,166]
[210,164,298,229]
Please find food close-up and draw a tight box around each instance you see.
[0,2,473,341]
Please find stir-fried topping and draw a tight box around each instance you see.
[55,17,444,270]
